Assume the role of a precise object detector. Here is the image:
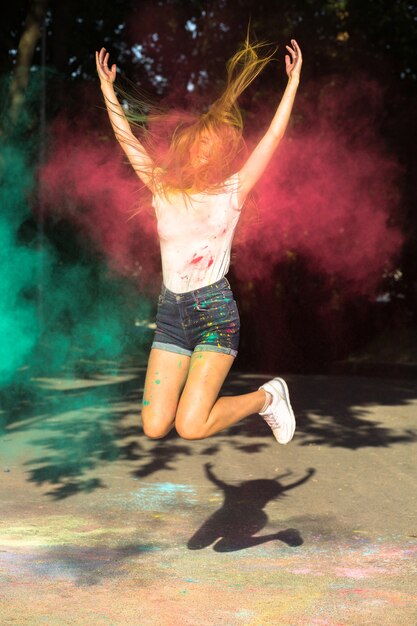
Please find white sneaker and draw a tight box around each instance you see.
[259,377,296,444]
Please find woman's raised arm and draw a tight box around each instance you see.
[96,47,155,191]
[238,39,302,203]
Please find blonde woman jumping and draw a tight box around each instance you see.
[96,36,302,444]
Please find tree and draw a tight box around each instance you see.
[4,0,49,133]
[2,0,416,371]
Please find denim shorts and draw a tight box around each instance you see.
[152,277,240,357]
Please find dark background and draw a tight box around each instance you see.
[2,0,416,377]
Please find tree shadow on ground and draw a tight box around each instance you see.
[5,371,152,499]
[224,373,417,449]
[188,463,314,551]
[2,367,417,498]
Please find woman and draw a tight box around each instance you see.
[95,36,302,444]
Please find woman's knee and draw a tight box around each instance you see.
[175,412,208,440]
[141,408,174,439]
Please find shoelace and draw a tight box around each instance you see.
[262,394,285,428]
[263,413,281,428]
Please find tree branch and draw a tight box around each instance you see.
[7,0,49,129]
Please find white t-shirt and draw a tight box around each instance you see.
[152,174,243,293]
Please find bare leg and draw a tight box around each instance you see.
[175,351,266,440]
[141,348,191,438]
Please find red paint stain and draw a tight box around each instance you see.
[191,254,203,264]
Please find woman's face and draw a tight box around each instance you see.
[189,128,220,167]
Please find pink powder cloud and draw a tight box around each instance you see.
[234,76,403,293]
[39,75,403,296]
[39,117,160,287]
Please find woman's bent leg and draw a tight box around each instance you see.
[141,348,191,438]
[175,351,266,440]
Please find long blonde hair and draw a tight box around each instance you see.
[119,37,275,195]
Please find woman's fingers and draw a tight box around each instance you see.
[291,39,302,63]
[286,45,296,59]
[285,48,296,72]
[99,47,108,65]
[96,47,116,82]
[286,40,302,60]
[292,39,301,54]
[285,39,302,77]
[95,51,104,75]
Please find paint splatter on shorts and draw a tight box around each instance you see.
[151,277,240,357]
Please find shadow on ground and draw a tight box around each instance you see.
[223,373,417,449]
[187,463,313,552]
[1,365,416,499]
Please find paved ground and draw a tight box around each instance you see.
[1,366,416,625]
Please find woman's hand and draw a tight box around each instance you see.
[96,47,117,85]
[285,39,302,81]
